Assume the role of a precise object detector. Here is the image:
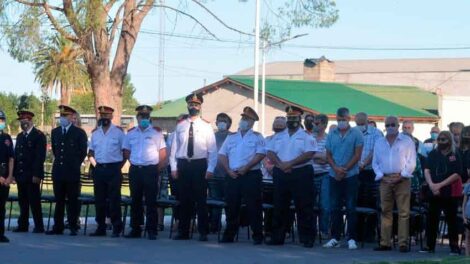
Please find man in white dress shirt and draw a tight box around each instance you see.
[170,93,217,242]
[373,116,416,252]
[88,106,125,237]
[122,105,167,240]
[219,106,265,245]
[266,106,317,248]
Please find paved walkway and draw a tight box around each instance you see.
[0,219,458,264]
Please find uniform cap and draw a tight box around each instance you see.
[58,105,77,115]
[98,105,114,114]
[240,106,259,121]
[285,106,303,117]
[185,93,203,104]
[0,111,6,120]
[17,110,35,120]
[135,105,153,114]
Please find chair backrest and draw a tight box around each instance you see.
[40,172,54,194]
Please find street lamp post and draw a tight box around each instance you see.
[253,0,261,131]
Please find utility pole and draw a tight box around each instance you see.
[158,0,165,106]
[253,0,261,130]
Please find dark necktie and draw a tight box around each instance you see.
[187,122,194,158]
[62,128,66,136]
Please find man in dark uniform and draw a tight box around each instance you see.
[266,106,317,248]
[123,105,167,240]
[46,105,88,236]
[170,93,217,241]
[12,110,46,233]
[88,106,125,237]
[0,111,14,242]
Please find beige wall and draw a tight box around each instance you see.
[201,83,288,136]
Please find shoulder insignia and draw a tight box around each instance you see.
[252,131,261,136]
[128,127,136,132]
[153,126,162,132]
[201,117,210,123]
[228,132,237,135]
[116,126,124,132]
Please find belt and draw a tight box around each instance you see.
[131,164,158,169]
[177,158,206,163]
[384,173,401,177]
[96,162,121,168]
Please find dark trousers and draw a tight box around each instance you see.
[93,163,122,232]
[224,170,263,240]
[356,169,378,242]
[271,165,315,244]
[330,175,359,241]
[208,177,225,232]
[52,181,80,231]
[129,165,159,233]
[425,196,459,251]
[177,158,208,236]
[17,181,44,230]
[0,185,8,236]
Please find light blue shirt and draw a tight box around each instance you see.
[326,126,364,178]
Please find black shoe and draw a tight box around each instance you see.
[220,236,235,243]
[124,230,141,239]
[157,224,164,232]
[253,239,263,245]
[303,241,314,248]
[265,238,284,246]
[32,228,45,234]
[111,232,120,238]
[12,227,28,233]
[0,235,9,243]
[374,245,392,251]
[399,246,410,253]
[173,234,190,240]
[69,229,78,236]
[89,229,107,237]
[419,247,435,253]
[198,234,208,242]
[45,229,63,235]
[148,232,157,240]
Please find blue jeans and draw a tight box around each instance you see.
[314,172,330,234]
[330,175,358,241]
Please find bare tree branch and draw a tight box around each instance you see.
[42,2,79,42]
[63,0,83,36]
[190,0,254,37]
[13,0,63,11]
[105,0,120,12]
[107,2,125,49]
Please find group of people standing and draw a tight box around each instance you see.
[0,93,468,258]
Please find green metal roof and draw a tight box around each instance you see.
[151,97,187,118]
[229,77,438,118]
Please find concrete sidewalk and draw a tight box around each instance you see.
[0,220,457,264]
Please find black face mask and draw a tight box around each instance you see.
[188,107,200,116]
[98,118,111,127]
[287,121,299,130]
[304,121,314,130]
[20,121,30,131]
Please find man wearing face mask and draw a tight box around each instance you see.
[304,114,315,135]
[170,93,217,242]
[88,106,125,237]
[12,110,47,234]
[372,116,416,252]
[354,112,383,242]
[46,105,88,236]
[122,105,167,240]
[266,106,317,248]
[0,111,15,242]
[323,107,363,250]
[219,107,265,244]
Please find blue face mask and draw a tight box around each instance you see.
[59,117,70,128]
[430,132,438,140]
[140,119,150,128]
[0,123,5,131]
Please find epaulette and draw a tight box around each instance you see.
[153,126,162,132]
[252,131,261,136]
[91,127,98,133]
[228,132,237,135]
[201,117,210,123]
[128,127,136,132]
[116,126,124,132]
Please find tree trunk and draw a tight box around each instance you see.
[60,85,71,105]
[89,65,123,125]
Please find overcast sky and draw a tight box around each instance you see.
[1,0,469,105]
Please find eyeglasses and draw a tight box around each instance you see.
[437,137,449,142]
[385,123,397,128]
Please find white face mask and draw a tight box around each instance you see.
[386,127,399,135]
[337,121,349,130]
[239,120,250,131]
[356,125,367,132]
[217,122,227,131]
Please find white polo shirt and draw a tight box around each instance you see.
[89,124,125,163]
[123,126,166,166]
[219,129,266,171]
[267,128,317,168]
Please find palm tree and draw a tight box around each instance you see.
[33,35,90,105]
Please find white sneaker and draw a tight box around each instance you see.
[348,239,358,250]
[323,238,340,248]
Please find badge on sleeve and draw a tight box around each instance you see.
[4,139,11,147]
[449,155,456,162]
